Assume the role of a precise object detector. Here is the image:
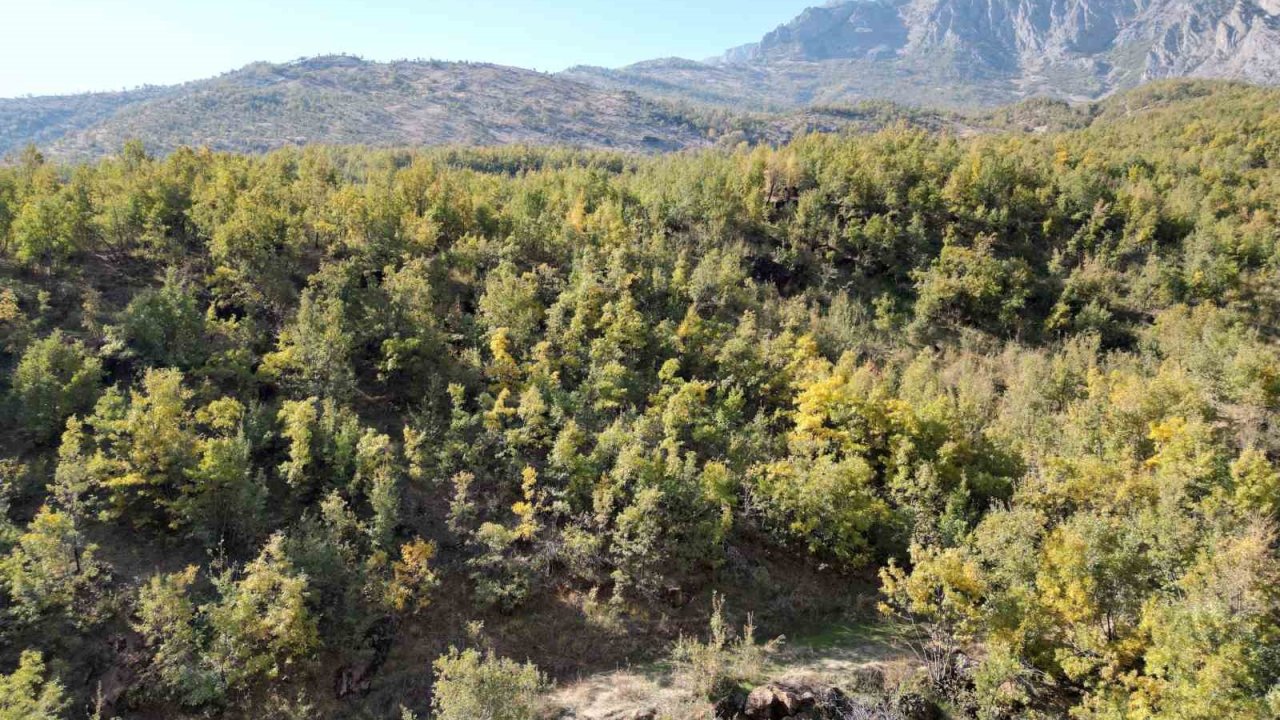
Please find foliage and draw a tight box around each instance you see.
[430,647,546,720]
[0,81,1277,718]
[9,330,102,443]
[0,650,67,720]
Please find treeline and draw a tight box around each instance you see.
[0,80,1278,718]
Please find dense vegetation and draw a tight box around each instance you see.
[0,80,1278,719]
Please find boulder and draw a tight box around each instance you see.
[742,680,847,719]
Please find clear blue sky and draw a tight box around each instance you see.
[1,0,815,97]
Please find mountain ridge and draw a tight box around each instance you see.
[3,0,1280,159]
[572,0,1280,109]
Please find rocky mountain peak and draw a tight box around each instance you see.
[714,0,1280,95]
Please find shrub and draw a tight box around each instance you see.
[430,647,546,720]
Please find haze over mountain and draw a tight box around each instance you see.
[2,0,1279,158]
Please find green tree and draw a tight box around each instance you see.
[114,269,207,369]
[10,330,102,443]
[134,566,223,707]
[205,533,319,687]
[0,650,67,720]
[0,505,107,626]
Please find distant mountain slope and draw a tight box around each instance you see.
[4,1,1279,158]
[0,86,174,157]
[0,56,723,159]
[567,0,1280,109]
[0,55,983,161]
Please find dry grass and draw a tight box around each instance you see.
[542,617,920,719]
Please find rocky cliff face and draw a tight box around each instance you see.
[709,0,1280,98]
[680,0,1280,105]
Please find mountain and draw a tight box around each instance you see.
[4,2,1279,159]
[566,0,1280,108]
[0,55,977,161]
[0,56,727,159]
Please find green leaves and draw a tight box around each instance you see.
[10,330,102,444]
[0,650,66,720]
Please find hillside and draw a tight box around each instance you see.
[0,80,1278,719]
[0,55,991,162]
[0,56,725,159]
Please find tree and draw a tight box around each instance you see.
[10,330,102,443]
[11,185,90,270]
[0,650,67,720]
[134,566,223,707]
[115,269,207,369]
[382,537,439,615]
[180,398,265,549]
[0,505,107,626]
[356,429,401,549]
[910,235,1033,340]
[205,533,319,687]
[87,368,199,526]
[277,397,360,494]
[261,286,356,400]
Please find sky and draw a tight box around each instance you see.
[0,0,816,97]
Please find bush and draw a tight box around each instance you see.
[430,647,546,720]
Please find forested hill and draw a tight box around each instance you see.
[0,80,1278,719]
[0,56,728,159]
[0,54,997,162]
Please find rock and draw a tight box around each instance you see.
[743,681,847,719]
[745,685,789,719]
[333,660,375,699]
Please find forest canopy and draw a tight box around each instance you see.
[0,80,1278,719]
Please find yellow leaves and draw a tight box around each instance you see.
[195,397,245,433]
[784,333,826,385]
[1145,416,1184,446]
[511,467,542,542]
[487,327,520,389]
[788,357,890,457]
[753,453,885,563]
[879,547,986,639]
[565,193,587,232]
[482,388,516,433]
[0,288,19,324]
[1229,448,1280,516]
[208,533,318,677]
[385,537,439,615]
